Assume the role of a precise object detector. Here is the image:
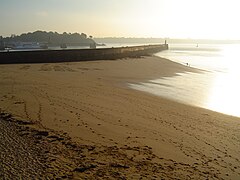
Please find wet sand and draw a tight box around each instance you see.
[0,56,240,179]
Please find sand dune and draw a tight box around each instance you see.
[0,56,239,179]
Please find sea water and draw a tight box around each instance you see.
[129,43,240,117]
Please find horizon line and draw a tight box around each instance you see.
[1,30,240,41]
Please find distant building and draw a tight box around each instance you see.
[0,36,5,50]
[90,42,96,49]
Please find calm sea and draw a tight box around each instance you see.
[129,43,240,117]
[2,42,240,117]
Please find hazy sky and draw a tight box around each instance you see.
[1,0,240,39]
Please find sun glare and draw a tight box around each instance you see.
[207,72,240,117]
[206,44,240,117]
[221,45,240,73]
[122,0,240,39]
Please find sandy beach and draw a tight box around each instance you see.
[0,56,240,179]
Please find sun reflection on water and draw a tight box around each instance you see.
[207,72,240,117]
[130,44,240,118]
[206,45,240,117]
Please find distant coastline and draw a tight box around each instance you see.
[94,37,240,44]
[0,31,96,50]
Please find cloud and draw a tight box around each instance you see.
[35,11,48,17]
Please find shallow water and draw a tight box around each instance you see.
[129,43,240,117]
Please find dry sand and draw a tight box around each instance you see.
[0,56,240,179]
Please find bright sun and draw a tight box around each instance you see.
[122,0,240,39]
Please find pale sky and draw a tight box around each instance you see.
[1,0,240,39]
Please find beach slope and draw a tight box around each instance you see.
[0,56,239,179]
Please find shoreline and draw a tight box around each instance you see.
[0,56,240,179]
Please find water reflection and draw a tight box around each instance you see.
[129,72,213,109]
[207,72,240,117]
[129,71,240,118]
[207,44,240,116]
[130,43,240,118]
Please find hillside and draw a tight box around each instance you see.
[1,31,95,46]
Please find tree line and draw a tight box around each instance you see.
[1,31,95,46]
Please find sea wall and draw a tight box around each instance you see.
[0,44,168,64]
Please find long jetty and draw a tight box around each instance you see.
[0,44,168,64]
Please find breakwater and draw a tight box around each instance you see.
[0,44,168,64]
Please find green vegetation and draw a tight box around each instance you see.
[2,31,95,46]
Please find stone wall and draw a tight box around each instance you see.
[0,44,168,64]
